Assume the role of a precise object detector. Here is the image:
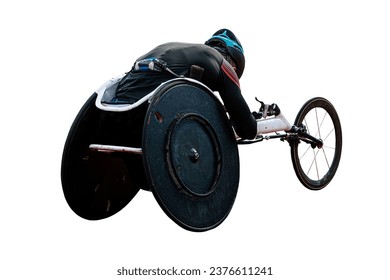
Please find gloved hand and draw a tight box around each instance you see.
[252,111,263,119]
[252,98,281,119]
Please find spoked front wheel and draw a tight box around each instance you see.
[290,97,342,190]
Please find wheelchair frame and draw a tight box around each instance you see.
[62,76,342,231]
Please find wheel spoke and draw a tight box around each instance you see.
[321,146,330,169]
[315,108,322,140]
[304,147,321,180]
[299,142,311,160]
[313,148,320,180]
[323,127,335,143]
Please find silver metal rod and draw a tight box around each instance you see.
[89,144,142,155]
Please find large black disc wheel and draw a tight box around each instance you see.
[61,94,147,220]
[290,97,342,190]
[142,79,240,232]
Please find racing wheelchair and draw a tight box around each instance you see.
[61,75,342,232]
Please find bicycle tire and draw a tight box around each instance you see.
[290,97,342,190]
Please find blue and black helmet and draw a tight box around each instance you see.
[205,28,245,78]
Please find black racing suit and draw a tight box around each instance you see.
[116,42,257,140]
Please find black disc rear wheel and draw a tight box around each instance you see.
[142,79,240,231]
[61,94,146,220]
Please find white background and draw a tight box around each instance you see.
[1,1,389,279]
